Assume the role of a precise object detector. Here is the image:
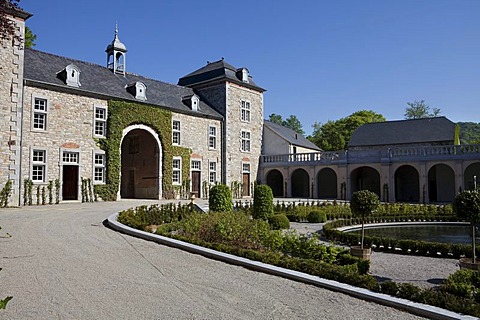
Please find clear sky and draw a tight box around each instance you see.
[20,0,480,135]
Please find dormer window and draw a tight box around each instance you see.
[236,68,249,83]
[57,64,81,87]
[126,81,147,101]
[182,94,200,111]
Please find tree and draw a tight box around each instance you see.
[350,190,380,249]
[453,190,480,264]
[0,0,21,44]
[404,100,441,119]
[268,113,305,135]
[24,25,35,48]
[308,110,385,150]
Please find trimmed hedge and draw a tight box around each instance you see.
[209,184,233,212]
[268,214,290,230]
[307,210,327,223]
[253,184,274,220]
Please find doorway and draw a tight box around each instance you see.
[62,165,78,200]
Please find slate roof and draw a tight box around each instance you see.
[264,120,322,151]
[348,117,456,147]
[178,59,265,92]
[23,49,223,119]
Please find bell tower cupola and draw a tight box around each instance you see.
[106,24,127,75]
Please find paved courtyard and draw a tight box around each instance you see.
[1,201,428,319]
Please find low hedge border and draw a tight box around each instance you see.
[323,215,476,259]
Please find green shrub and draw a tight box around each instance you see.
[307,210,327,223]
[253,184,274,220]
[0,180,12,207]
[268,214,290,230]
[209,184,233,212]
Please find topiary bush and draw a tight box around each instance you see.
[307,210,327,223]
[209,184,233,212]
[268,214,290,230]
[350,190,380,249]
[453,190,480,262]
[252,184,274,220]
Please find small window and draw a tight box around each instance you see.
[32,149,46,182]
[94,153,106,184]
[209,161,217,184]
[94,106,107,137]
[242,163,250,173]
[173,157,182,185]
[126,81,147,101]
[57,64,81,87]
[209,126,217,149]
[172,120,181,145]
[33,97,48,131]
[241,130,251,152]
[241,100,250,122]
[62,151,79,164]
[191,160,201,171]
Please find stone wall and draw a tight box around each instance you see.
[0,14,26,205]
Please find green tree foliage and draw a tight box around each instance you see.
[308,110,385,150]
[209,184,233,212]
[404,100,441,119]
[24,26,35,48]
[252,184,274,220]
[350,190,380,249]
[268,113,305,135]
[453,190,480,263]
[458,122,480,144]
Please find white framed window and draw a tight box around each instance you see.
[241,100,251,122]
[172,157,182,185]
[172,120,181,145]
[191,160,201,171]
[94,153,106,184]
[62,151,79,164]
[242,163,251,173]
[32,149,46,182]
[241,130,251,152]
[209,161,217,184]
[208,126,217,149]
[94,105,107,137]
[32,97,48,131]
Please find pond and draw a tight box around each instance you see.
[346,224,474,244]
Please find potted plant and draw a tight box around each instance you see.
[350,190,380,260]
[453,190,480,270]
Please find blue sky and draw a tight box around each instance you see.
[21,0,479,135]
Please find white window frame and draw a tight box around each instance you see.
[241,130,251,152]
[172,157,182,185]
[242,162,251,174]
[191,160,201,171]
[31,149,47,183]
[172,120,181,145]
[32,96,48,131]
[62,151,79,164]
[208,126,217,149]
[209,160,217,184]
[93,151,106,184]
[94,105,107,137]
[241,100,251,122]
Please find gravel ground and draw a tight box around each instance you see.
[0,201,426,320]
[290,222,460,288]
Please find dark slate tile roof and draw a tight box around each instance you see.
[264,120,322,151]
[178,59,265,92]
[23,49,223,119]
[348,117,456,147]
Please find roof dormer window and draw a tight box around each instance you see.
[182,94,200,111]
[236,68,249,83]
[57,64,81,87]
[126,81,147,101]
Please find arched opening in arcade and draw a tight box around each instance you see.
[428,164,455,203]
[120,126,162,199]
[464,162,480,190]
[317,168,337,199]
[394,165,420,202]
[350,166,380,197]
[266,169,284,197]
[291,169,310,198]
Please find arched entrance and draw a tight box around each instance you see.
[291,169,310,198]
[464,162,480,190]
[317,168,337,199]
[120,125,162,199]
[266,169,284,197]
[394,165,420,202]
[428,164,455,203]
[350,166,380,197]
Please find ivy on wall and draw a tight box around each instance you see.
[95,100,191,201]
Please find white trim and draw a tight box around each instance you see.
[31,94,49,132]
[172,156,182,185]
[240,129,251,152]
[93,150,106,185]
[208,125,217,150]
[240,99,251,123]
[30,148,47,183]
[172,119,181,146]
[93,104,108,138]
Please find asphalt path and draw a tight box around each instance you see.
[0,201,425,320]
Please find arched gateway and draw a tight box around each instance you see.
[120,125,162,199]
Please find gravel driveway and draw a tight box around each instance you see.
[0,201,426,320]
